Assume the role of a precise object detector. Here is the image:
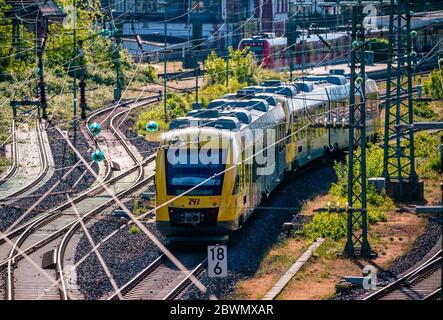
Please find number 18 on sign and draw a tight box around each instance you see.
[207,245,227,278]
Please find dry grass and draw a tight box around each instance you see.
[233,190,428,300]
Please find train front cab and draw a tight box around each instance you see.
[155,132,241,242]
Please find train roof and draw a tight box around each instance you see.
[164,75,379,139]
[167,93,285,135]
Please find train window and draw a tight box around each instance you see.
[233,175,239,194]
[165,149,226,196]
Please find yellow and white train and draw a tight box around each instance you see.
[155,75,380,241]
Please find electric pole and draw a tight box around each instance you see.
[163,1,167,121]
[382,0,422,201]
[78,39,87,120]
[37,17,48,120]
[344,1,373,258]
[72,0,78,155]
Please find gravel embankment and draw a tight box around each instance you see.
[74,213,167,300]
[0,267,5,299]
[334,217,442,300]
[75,109,162,300]
[0,126,98,232]
[180,161,337,300]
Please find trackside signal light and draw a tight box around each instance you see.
[146,121,159,132]
[91,149,105,162]
[88,122,102,136]
[100,29,111,38]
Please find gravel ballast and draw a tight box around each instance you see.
[74,109,162,300]
[0,126,98,232]
[334,217,442,300]
[180,161,338,300]
[74,216,167,300]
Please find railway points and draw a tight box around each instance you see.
[0,0,441,309]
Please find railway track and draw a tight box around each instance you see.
[0,97,159,300]
[0,97,157,263]
[364,250,442,300]
[108,250,207,300]
[56,101,158,300]
[0,119,52,204]
[0,120,18,186]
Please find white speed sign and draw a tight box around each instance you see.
[207,245,227,278]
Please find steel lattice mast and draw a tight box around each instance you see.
[344,1,372,257]
[382,0,421,200]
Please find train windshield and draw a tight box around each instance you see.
[243,41,264,58]
[165,149,226,196]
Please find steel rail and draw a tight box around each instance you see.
[162,258,208,300]
[107,254,166,300]
[0,96,159,257]
[3,97,159,299]
[4,154,156,299]
[0,119,50,203]
[107,252,207,301]
[56,172,156,300]
[57,101,157,299]
[364,250,442,300]
[0,120,18,185]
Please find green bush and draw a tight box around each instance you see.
[305,143,394,241]
[203,47,262,86]
[301,212,347,241]
[413,102,438,120]
[423,69,443,99]
[369,38,389,63]
[414,131,442,174]
[129,225,140,234]
[0,156,11,176]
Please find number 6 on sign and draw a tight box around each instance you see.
[207,245,227,278]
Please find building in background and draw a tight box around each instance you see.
[101,0,348,50]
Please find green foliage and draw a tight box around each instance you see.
[204,51,227,85]
[368,38,389,63]
[329,144,384,200]
[414,131,443,175]
[0,156,11,176]
[413,101,438,120]
[303,144,394,241]
[198,78,244,108]
[204,47,262,86]
[137,92,191,133]
[129,225,140,234]
[301,212,347,241]
[423,69,443,99]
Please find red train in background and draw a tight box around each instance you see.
[238,32,350,70]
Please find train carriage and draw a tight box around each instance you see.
[238,32,350,70]
[155,75,380,241]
